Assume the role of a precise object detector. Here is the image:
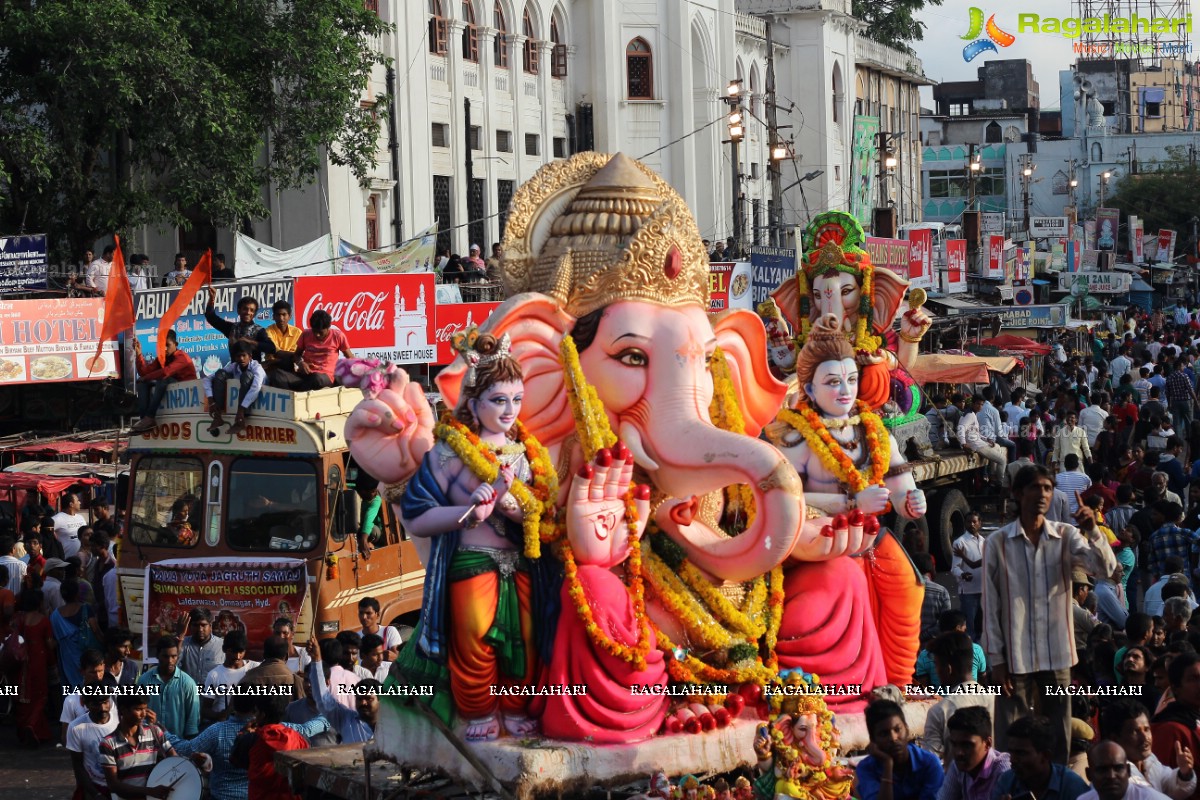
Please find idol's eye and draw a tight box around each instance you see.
[616,349,648,367]
[842,285,854,295]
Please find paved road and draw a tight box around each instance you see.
[0,724,75,800]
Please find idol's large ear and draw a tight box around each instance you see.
[871,268,909,334]
[437,293,578,446]
[711,309,790,437]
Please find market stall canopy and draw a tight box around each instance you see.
[979,335,1052,356]
[0,440,120,459]
[3,461,127,479]
[909,353,1019,385]
[0,471,101,496]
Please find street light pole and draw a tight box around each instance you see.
[726,80,745,256]
[1100,170,1111,207]
[967,142,980,212]
[1020,153,1033,234]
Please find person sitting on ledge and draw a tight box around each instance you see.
[268,310,353,392]
[131,330,197,433]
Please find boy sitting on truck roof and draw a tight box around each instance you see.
[203,341,265,436]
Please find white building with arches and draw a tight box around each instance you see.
[127,0,928,266]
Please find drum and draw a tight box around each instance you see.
[146,756,204,800]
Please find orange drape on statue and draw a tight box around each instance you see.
[857,361,891,410]
[447,570,538,719]
[862,533,924,687]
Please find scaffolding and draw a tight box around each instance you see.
[1072,0,1192,67]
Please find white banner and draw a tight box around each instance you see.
[234,232,336,279]
[1030,216,1069,238]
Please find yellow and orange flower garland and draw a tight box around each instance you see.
[557,334,653,671]
[775,400,889,495]
[433,416,558,559]
[707,347,756,526]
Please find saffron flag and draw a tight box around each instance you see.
[157,250,212,365]
[91,236,135,372]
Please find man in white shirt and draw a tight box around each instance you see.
[1082,739,1172,800]
[127,254,150,292]
[52,493,88,559]
[202,630,259,720]
[164,253,191,287]
[1079,394,1111,448]
[0,536,26,595]
[67,688,120,800]
[951,512,986,641]
[958,396,1008,488]
[1112,349,1134,384]
[983,463,1118,764]
[979,387,1016,463]
[1004,388,1030,430]
[359,632,392,683]
[85,246,115,295]
[357,596,403,660]
[1052,411,1092,472]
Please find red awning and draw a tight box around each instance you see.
[0,472,101,496]
[979,335,1052,355]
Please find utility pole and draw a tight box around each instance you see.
[726,81,745,256]
[1020,153,1033,235]
[967,142,979,212]
[765,22,783,247]
[1067,158,1078,209]
[464,98,474,254]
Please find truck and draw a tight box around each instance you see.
[116,380,426,657]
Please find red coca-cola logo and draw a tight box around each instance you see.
[301,291,387,332]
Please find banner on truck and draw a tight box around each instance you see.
[134,279,294,376]
[143,558,306,662]
[294,273,437,364]
[0,299,118,384]
[0,234,48,293]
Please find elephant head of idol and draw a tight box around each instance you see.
[436,152,804,581]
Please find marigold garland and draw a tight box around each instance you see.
[433,416,558,559]
[775,400,889,495]
[556,335,652,670]
[708,347,757,527]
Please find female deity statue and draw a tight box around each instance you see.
[765,315,927,703]
[395,330,558,741]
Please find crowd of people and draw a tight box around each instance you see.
[68,250,236,296]
[866,304,1200,800]
[3,587,402,800]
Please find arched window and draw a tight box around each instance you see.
[985,121,1002,143]
[522,6,538,74]
[831,62,843,124]
[550,14,567,78]
[493,1,508,67]
[462,1,479,62]
[429,0,449,55]
[626,38,652,99]
[749,65,760,118]
[366,195,380,251]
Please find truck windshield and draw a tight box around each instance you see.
[130,456,203,547]
[227,458,320,552]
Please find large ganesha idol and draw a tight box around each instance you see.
[772,212,932,423]
[344,153,922,754]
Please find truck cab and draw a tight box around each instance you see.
[116,380,424,658]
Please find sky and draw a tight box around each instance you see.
[912,0,1132,110]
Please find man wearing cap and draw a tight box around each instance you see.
[42,557,70,613]
[1072,570,1097,654]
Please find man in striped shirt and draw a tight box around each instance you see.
[1056,454,1093,516]
[99,695,208,800]
[983,465,1119,766]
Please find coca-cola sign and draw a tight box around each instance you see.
[294,274,436,363]
[435,301,501,365]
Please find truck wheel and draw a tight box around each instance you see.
[934,489,970,571]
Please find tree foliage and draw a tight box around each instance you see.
[1106,147,1200,256]
[854,0,945,52]
[0,0,391,261]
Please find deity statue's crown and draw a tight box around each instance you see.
[801,211,871,280]
[500,152,709,319]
